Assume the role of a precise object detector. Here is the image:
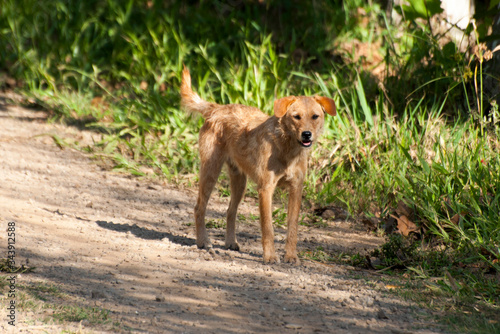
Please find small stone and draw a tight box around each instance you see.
[363,296,374,307]
[198,307,214,316]
[377,309,388,319]
[91,290,106,299]
[321,209,335,219]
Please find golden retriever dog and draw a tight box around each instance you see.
[180,67,336,264]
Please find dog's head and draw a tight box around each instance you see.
[274,96,336,148]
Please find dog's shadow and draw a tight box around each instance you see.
[96,220,195,246]
[96,220,264,260]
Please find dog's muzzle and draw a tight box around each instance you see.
[300,131,313,147]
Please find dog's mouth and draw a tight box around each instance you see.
[299,140,313,148]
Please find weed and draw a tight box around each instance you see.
[0,258,35,273]
[300,246,366,267]
[6,281,115,329]
[206,219,226,230]
[272,207,287,228]
[51,305,110,324]
[375,234,419,267]
[300,213,328,228]
[25,283,63,302]
[238,213,259,225]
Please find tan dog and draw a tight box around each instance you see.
[180,67,336,264]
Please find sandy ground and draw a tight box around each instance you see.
[0,96,445,333]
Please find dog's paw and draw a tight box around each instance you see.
[225,242,240,251]
[284,254,301,265]
[263,254,280,264]
[196,240,212,250]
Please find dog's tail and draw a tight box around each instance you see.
[180,66,217,118]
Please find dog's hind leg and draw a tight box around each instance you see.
[225,162,247,251]
[195,145,224,250]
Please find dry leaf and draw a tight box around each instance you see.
[450,211,468,225]
[445,270,459,292]
[140,81,148,90]
[385,285,399,290]
[450,213,460,225]
[391,214,418,236]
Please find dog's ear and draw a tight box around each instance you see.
[274,96,297,118]
[314,96,337,116]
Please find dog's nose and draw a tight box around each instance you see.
[302,131,312,141]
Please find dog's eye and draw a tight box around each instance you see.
[293,115,301,120]
[312,114,319,120]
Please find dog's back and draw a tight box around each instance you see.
[180,66,270,146]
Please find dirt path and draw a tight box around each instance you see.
[0,96,444,333]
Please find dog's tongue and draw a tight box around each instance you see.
[302,141,312,147]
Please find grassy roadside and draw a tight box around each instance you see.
[0,260,118,331]
[300,232,500,333]
[1,1,499,332]
[0,275,118,331]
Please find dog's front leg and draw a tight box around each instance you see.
[258,184,279,263]
[284,182,303,265]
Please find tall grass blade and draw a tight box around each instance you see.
[355,73,373,128]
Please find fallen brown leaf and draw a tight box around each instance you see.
[450,213,460,225]
[391,214,418,236]
[385,284,399,290]
[450,211,468,225]
[444,270,459,292]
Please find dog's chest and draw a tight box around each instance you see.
[276,156,308,187]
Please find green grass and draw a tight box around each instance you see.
[300,240,500,333]
[391,278,500,334]
[1,0,499,331]
[0,280,115,329]
[50,305,110,324]
[206,219,227,230]
[300,246,366,267]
